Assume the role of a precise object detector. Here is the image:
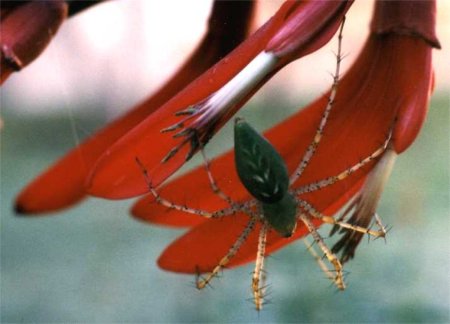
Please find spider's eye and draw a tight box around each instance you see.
[234,118,289,203]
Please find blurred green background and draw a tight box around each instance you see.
[1,93,448,322]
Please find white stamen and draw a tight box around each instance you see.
[198,52,278,123]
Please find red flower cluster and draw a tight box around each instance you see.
[8,0,440,310]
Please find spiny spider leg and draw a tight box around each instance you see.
[330,197,387,239]
[302,238,336,284]
[330,197,359,236]
[294,134,391,196]
[135,157,240,218]
[196,217,257,289]
[331,200,388,241]
[297,198,386,239]
[298,213,346,290]
[373,213,388,240]
[199,146,235,206]
[252,222,268,311]
[290,17,346,185]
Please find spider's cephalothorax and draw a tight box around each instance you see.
[234,118,297,238]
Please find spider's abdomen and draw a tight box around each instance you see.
[234,118,289,203]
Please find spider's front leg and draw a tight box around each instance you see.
[298,199,387,239]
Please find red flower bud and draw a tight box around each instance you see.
[0,1,67,84]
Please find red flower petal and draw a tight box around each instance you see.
[157,213,316,273]
[87,1,353,200]
[157,181,364,273]
[266,0,353,62]
[370,0,439,153]
[134,31,428,225]
[15,1,256,214]
[370,0,440,49]
[137,29,436,272]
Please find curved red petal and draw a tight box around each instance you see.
[143,33,435,271]
[157,179,364,273]
[157,213,320,273]
[133,34,423,226]
[15,1,256,214]
[87,1,353,200]
[266,0,353,62]
[391,50,433,154]
[369,0,437,154]
[1,1,68,84]
[86,9,289,199]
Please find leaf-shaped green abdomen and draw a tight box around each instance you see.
[234,118,289,203]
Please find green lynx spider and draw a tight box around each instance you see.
[137,19,390,310]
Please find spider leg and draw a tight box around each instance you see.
[298,213,346,290]
[297,198,386,239]
[373,212,388,239]
[136,157,240,218]
[331,208,389,263]
[331,197,387,239]
[302,238,336,284]
[290,17,346,185]
[199,144,235,206]
[196,217,257,289]
[294,134,391,196]
[329,196,359,236]
[252,222,268,311]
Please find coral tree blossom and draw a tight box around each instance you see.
[85,0,353,199]
[131,0,440,273]
[16,0,353,212]
[13,0,439,278]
